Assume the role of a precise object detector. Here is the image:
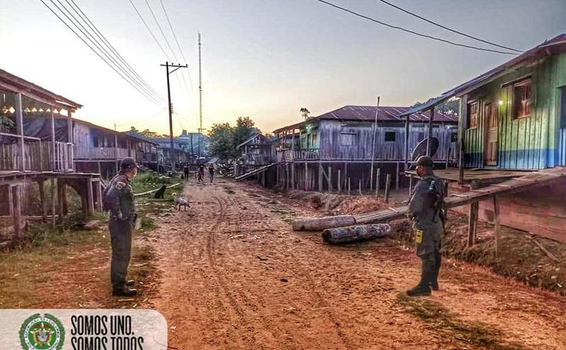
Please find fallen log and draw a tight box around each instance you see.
[293,215,356,231]
[322,224,391,245]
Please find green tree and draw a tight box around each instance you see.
[208,122,235,161]
[232,116,258,156]
[300,107,310,120]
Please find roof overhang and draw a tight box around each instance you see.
[0,69,82,112]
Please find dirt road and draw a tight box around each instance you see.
[149,179,566,350]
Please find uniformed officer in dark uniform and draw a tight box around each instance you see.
[407,156,444,296]
[106,157,138,296]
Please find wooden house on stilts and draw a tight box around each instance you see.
[265,105,458,192]
[0,69,103,238]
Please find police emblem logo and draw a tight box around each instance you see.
[19,314,65,350]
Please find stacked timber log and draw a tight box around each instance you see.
[292,215,356,231]
[322,224,391,245]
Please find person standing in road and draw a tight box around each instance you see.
[406,156,445,297]
[105,157,139,297]
[183,163,190,181]
[208,163,215,183]
[197,163,205,183]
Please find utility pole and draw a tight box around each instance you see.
[160,61,188,172]
[370,96,381,193]
[198,32,203,159]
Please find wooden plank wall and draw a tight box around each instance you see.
[464,53,566,170]
[317,120,457,161]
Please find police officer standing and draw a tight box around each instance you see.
[407,156,444,297]
[106,157,138,296]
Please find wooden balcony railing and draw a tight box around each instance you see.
[276,148,320,162]
[0,135,72,172]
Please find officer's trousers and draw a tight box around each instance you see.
[109,219,133,289]
[416,235,441,288]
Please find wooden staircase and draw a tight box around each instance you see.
[235,162,281,181]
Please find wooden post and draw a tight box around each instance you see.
[7,184,13,217]
[348,177,351,196]
[426,108,434,156]
[344,162,348,191]
[50,178,56,227]
[337,169,341,193]
[304,162,308,191]
[467,201,479,247]
[458,95,468,184]
[493,196,501,256]
[87,178,95,215]
[12,185,22,237]
[404,116,410,171]
[68,111,74,171]
[395,162,400,190]
[358,179,362,195]
[291,162,295,189]
[384,173,391,203]
[61,182,68,216]
[39,179,47,223]
[318,163,323,192]
[375,168,380,197]
[15,93,24,171]
[328,166,332,193]
[51,110,56,171]
[408,175,414,198]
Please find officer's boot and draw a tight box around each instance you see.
[406,261,433,297]
[112,284,137,297]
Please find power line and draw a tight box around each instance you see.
[52,0,163,105]
[128,0,192,114]
[142,0,179,62]
[127,0,173,61]
[158,0,195,91]
[64,0,166,103]
[314,0,519,55]
[375,0,522,53]
[39,0,165,106]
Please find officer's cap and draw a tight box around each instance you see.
[415,156,434,167]
[120,157,139,170]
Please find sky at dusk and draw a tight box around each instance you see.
[1,0,565,135]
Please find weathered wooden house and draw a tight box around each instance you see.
[0,69,103,237]
[400,34,566,243]
[72,119,158,178]
[234,133,275,175]
[265,105,457,191]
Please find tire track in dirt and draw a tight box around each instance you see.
[221,188,356,349]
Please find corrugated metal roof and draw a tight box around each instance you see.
[273,105,457,133]
[398,33,566,117]
[319,105,457,122]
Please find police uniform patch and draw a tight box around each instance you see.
[116,181,126,190]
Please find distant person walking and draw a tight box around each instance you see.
[197,164,205,183]
[208,163,215,183]
[183,164,189,181]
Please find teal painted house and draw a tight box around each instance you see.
[456,34,566,170]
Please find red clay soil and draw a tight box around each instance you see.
[148,179,566,350]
